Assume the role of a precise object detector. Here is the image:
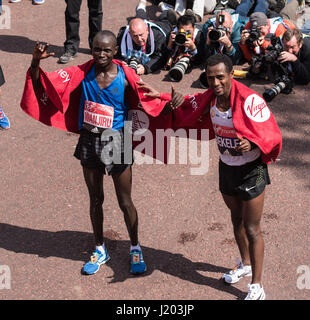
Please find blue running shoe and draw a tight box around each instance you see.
[130,250,147,275]
[82,248,110,275]
[0,106,10,130]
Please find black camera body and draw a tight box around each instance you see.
[250,35,294,102]
[264,34,284,63]
[127,56,140,73]
[247,21,261,44]
[209,28,226,42]
[209,14,229,43]
[175,28,192,46]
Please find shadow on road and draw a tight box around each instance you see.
[0,35,91,57]
[0,222,244,299]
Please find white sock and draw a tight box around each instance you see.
[130,243,141,252]
[96,243,106,254]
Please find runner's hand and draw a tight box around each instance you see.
[137,80,160,98]
[170,85,184,110]
[235,137,252,152]
[32,42,55,61]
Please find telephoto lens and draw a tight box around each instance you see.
[263,82,286,102]
[128,57,140,73]
[168,56,191,82]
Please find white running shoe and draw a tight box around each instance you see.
[244,283,266,300]
[222,258,252,284]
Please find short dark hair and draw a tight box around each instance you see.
[206,54,233,73]
[282,28,303,46]
[177,15,195,28]
[93,30,117,47]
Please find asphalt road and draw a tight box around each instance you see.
[0,0,310,302]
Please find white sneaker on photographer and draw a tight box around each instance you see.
[244,283,266,300]
[222,258,252,284]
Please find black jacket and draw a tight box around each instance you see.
[291,37,310,85]
[116,22,170,74]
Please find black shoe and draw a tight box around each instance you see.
[58,51,77,64]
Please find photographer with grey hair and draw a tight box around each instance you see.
[279,28,310,85]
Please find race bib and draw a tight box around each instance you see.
[83,100,114,129]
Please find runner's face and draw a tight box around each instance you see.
[92,36,118,67]
[206,63,233,97]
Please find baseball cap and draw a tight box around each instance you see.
[250,12,268,27]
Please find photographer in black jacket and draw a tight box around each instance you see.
[279,28,310,85]
[165,14,204,81]
[115,5,173,75]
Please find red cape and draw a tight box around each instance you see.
[172,79,282,164]
[20,59,170,133]
[20,61,281,164]
[20,59,175,162]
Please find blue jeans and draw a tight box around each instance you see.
[235,0,269,17]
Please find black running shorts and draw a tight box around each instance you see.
[74,129,133,175]
[219,157,270,201]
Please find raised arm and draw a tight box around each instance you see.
[30,42,55,88]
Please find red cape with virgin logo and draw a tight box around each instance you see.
[20,60,281,164]
[171,78,282,164]
[20,59,171,133]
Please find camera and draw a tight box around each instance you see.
[127,57,140,73]
[199,71,209,89]
[248,35,294,101]
[247,21,261,44]
[263,74,293,102]
[168,55,191,82]
[209,14,228,42]
[175,28,192,46]
[264,35,284,63]
[256,35,294,101]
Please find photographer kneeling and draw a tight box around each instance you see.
[165,15,204,82]
[203,11,248,65]
[239,12,295,64]
[279,28,310,85]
